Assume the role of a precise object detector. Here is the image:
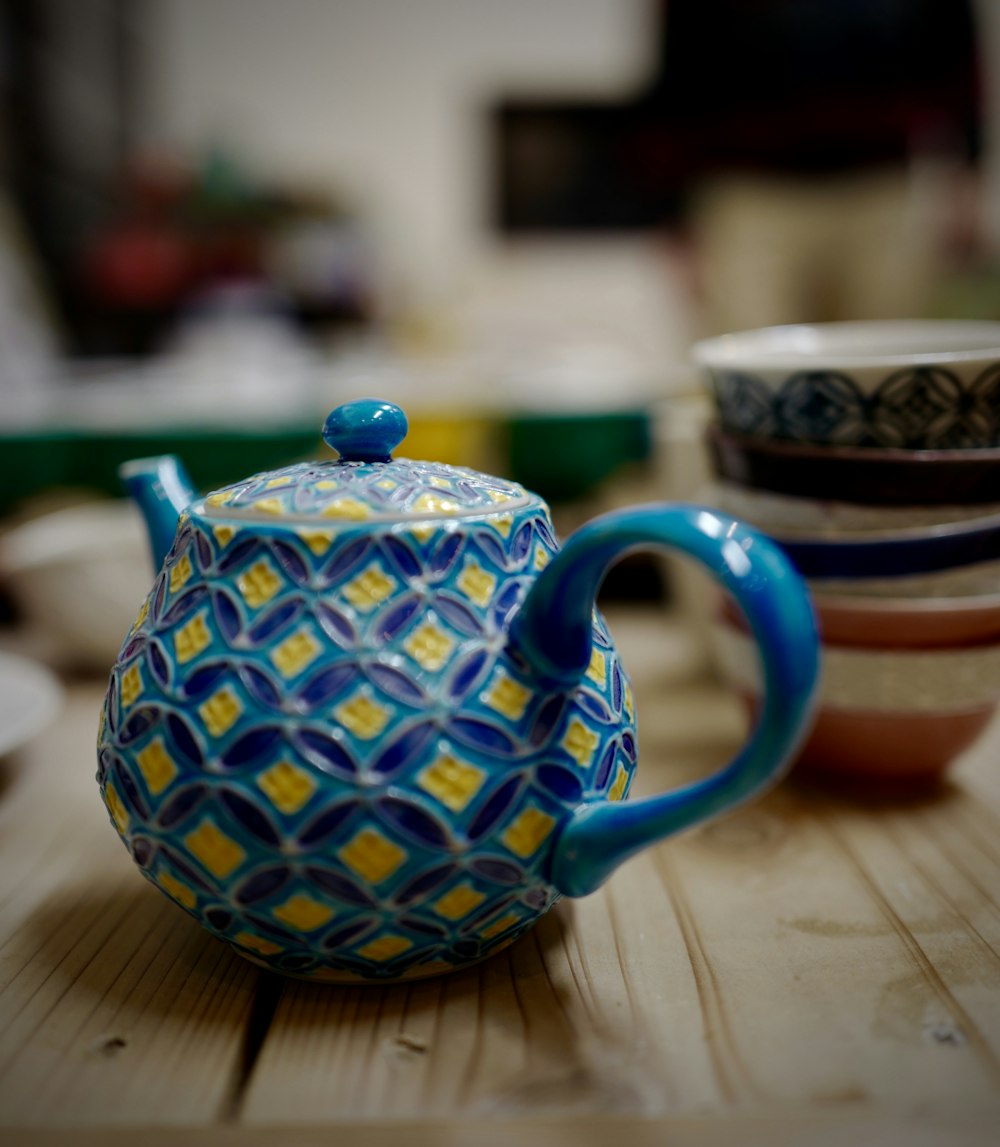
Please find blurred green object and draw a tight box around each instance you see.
[506,410,652,503]
[1,409,654,517]
[930,263,1000,322]
[0,427,323,515]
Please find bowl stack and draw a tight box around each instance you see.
[691,320,1000,786]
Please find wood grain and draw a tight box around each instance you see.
[0,684,258,1128]
[2,611,1000,1140]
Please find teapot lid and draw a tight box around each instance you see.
[196,399,537,523]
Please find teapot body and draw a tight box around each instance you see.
[97,504,637,982]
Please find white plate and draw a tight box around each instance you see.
[0,651,63,756]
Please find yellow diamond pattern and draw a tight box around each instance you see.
[481,911,520,940]
[272,894,335,931]
[335,692,391,740]
[417,755,485,812]
[457,561,496,608]
[502,807,556,858]
[120,664,143,709]
[321,497,371,521]
[484,673,531,721]
[199,688,244,738]
[185,820,246,877]
[131,597,149,633]
[256,760,317,814]
[265,476,291,489]
[169,552,193,592]
[563,718,600,768]
[404,623,454,671]
[159,871,196,909]
[413,493,460,515]
[175,612,212,664]
[376,479,397,490]
[624,682,635,722]
[608,763,629,802]
[213,524,236,547]
[206,490,234,508]
[236,931,282,956]
[355,934,412,962]
[253,497,284,515]
[271,628,322,678]
[433,884,486,921]
[534,546,550,570]
[338,828,407,884]
[587,648,607,685]
[343,564,397,613]
[490,513,513,538]
[409,524,435,543]
[298,530,332,556]
[238,560,282,608]
[104,783,128,834]
[135,739,178,795]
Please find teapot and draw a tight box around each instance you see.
[98,399,818,982]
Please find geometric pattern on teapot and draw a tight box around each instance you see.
[97,507,637,982]
[199,457,533,521]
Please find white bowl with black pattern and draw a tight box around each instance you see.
[692,320,1000,450]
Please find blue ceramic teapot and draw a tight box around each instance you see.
[98,399,818,982]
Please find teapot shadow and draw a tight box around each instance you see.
[19,873,574,1023]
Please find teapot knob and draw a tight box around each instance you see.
[323,400,408,463]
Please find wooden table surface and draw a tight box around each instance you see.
[2,608,999,1146]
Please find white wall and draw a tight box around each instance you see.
[143,0,657,300]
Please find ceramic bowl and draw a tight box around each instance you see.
[706,423,1000,506]
[0,501,152,666]
[754,509,1000,581]
[705,475,1000,582]
[710,614,1000,783]
[692,319,1000,449]
[719,589,1000,650]
[809,559,1000,600]
[710,479,1000,539]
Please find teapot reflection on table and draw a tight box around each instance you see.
[97,399,819,982]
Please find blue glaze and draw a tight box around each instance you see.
[323,399,409,462]
[775,514,1000,580]
[511,505,820,897]
[104,402,820,982]
[120,455,197,569]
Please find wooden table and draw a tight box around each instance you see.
[2,609,999,1146]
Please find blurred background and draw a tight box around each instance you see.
[1,0,999,666]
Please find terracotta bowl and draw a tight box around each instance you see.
[710,612,1000,784]
[692,319,1000,450]
[719,590,1000,651]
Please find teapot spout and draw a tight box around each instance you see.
[119,455,198,570]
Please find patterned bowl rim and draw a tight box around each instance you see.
[691,320,1000,373]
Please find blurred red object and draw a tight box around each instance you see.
[84,221,194,310]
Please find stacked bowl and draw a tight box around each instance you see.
[691,320,1000,785]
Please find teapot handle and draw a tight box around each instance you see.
[514,503,819,898]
